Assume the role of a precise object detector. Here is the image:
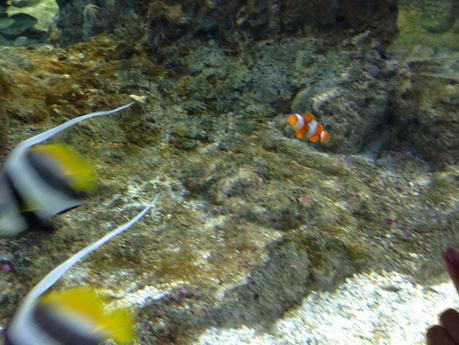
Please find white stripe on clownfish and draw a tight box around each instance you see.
[306,119,318,140]
[291,114,304,131]
[287,112,330,144]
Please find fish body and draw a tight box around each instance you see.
[3,195,158,345]
[3,287,133,345]
[287,113,330,144]
[0,144,96,235]
[0,102,134,236]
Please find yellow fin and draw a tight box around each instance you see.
[41,286,135,344]
[31,144,97,192]
[41,286,106,322]
[97,308,136,344]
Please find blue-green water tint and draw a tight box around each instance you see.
[0,1,458,345]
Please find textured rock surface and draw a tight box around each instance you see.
[55,0,398,46]
[289,34,397,154]
[7,0,58,33]
[390,0,459,167]
[413,0,458,33]
[391,48,459,167]
[0,70,11,157]
[396,0,459,50]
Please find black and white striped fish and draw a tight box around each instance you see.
[0,102,134,236]
[2,195,158,345]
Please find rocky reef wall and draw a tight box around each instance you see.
[388,0,459,168]
[55,0,398,46]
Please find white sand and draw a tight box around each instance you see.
[198,271,459,345]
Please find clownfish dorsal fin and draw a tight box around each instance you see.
[7,194,159,342]
[10,102,135,161]
[303,113,315,123]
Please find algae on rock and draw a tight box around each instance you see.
[396,0,459,50]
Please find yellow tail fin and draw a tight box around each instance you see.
[98,308,136,344]
[40,286,135,344]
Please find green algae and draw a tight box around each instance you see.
[394,9,459,50]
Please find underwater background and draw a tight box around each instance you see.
[0,0,458,344]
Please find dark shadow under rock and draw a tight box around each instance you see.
[209,232,355,329]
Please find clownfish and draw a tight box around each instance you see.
[287,113,330,144]
[2,195,159,345]
[0,102,134,236]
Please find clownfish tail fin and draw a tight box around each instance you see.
[320,130,330,144]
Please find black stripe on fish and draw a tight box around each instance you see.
[2,305,101,345]
[2,171,55,233]
[3,329,15,345]
[34,305,101,345]
[26,150,84,201]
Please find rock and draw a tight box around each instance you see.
[9,0,40,8]
[419,0,458,33]
[282,0,338,31]
[0,8,458,345]
[0,0,6,16]
[210,233,354,328]
[0,105,8,156]
[0,13,37,37]
[0,70,12,156]
[392,49,459,168]
[396,0,459,50]
[290,41,395,154]
[197,271,459,345]
[452,19,459,33]
[55,0,398,46]
[7,0,58,35]
[0,17,14,30]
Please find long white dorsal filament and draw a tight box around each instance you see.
[32,195,158,298]
[8,195,158,344]
[9,102,134,161]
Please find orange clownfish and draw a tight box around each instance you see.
[288,113,330,144]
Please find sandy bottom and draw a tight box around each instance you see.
[198,271,459,345]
